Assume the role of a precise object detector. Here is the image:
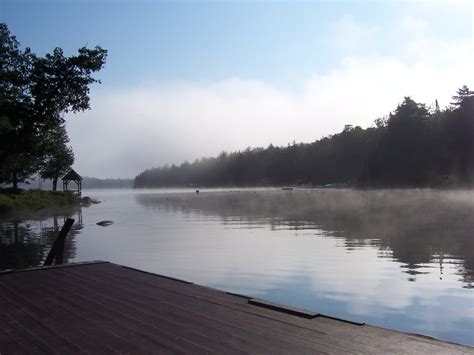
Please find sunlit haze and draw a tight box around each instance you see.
[1,1,473,178]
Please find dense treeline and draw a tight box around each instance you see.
[14,176,133,190]
[81,177,133,189]
[135,88,473,188]
[0,23,106,190]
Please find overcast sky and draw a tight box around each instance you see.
[1,0,473,178]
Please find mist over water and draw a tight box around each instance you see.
[0,188,473,345]
[136,188,474,286]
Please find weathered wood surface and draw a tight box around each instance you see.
[0,262,472,354]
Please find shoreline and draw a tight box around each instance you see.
[0,189,81,215]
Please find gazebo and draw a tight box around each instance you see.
[62,169,82,196]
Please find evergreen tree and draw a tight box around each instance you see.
[134,88,472,189]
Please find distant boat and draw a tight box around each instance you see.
[281,187,294,191]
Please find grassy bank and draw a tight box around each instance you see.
[0,189,81,215]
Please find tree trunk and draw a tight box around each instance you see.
[52,176,58,191]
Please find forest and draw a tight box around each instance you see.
[134,88,473,188]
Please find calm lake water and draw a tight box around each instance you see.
[1,188,473,346]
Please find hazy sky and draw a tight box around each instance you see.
[1,0,473,178]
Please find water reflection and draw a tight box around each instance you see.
[136,189,474,288]
[131,189,474,345]
[0,207,82,269]
[0,188,472,346]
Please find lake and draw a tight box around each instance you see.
[1,188,473,346]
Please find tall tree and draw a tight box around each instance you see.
[0,23,107,187]
[451,85,474,107]
[367,97,432,185]
[0,23,36,187]
[447,85,474,182]
[39,124,74,191]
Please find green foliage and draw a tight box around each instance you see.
[0,189,80,215]
[134,126,381,187]
[0,23,107,188]
[0,23,37,186]
[367,97,433,185]
[135,87,474,188]
[39,124,74,191]
[81,177,133,188]
[451,85,474,107]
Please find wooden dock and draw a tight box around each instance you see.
[0,261,472,354]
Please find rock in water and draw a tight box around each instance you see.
[81,196,101,206]
[96,220,113,227]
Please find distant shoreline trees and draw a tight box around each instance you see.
[81,177,133,189]
[134,88,474,188]
[0,23,107,189]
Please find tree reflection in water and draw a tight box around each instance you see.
[136,189,474,289]
[0,207,82,270]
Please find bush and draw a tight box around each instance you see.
[0,189,80,214]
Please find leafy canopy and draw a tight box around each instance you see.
[0,23,107,187]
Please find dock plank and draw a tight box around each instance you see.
[0,261,472,354]
[45,276,343,354]
[52,266,364,353]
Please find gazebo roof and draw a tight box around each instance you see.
[62,169,82,181]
